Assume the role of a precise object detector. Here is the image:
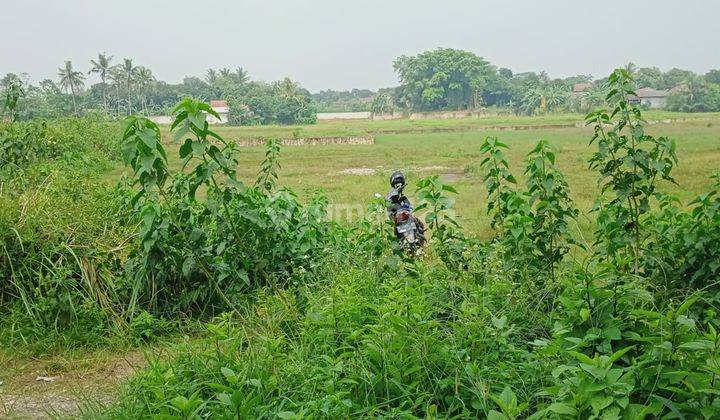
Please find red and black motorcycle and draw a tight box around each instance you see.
[385,171,426,254]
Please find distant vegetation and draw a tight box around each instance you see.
[311,88,375,113]
[3,49,720,127]
[1,56,316,125]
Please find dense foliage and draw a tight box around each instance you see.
[5,51,720,126]
[393,48,496,111]
[1,64,316,125]
[101,70,719,418]
[311,89,374,113]
[2,69,720,418]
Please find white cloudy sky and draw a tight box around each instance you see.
[2,0,718,91]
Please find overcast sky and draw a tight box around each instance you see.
[3,0,719,92]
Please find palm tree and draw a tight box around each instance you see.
[206,69,218,84]
[108,66,124,115]
[371,92,394,115]
[518,76,571,115]
[277,78,300,99]
[219,68,231,78]
[58,60,85,116]
[88,53,113,113]
[120,58,137,114]
[624,62,638,76]
[234,67,249,84]
[134,66,155,114]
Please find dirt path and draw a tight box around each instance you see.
[0,349,148,419]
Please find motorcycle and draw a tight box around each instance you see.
[384,185,426,255]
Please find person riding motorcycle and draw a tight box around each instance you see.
[386,171,426,242]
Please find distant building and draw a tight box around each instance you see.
[669,84,686,95]
[572,83,593,95]
[210,100,230,124]
[635,87,670,108]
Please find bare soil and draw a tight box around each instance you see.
[0,350,147,419]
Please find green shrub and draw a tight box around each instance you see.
[0,117,128,350]
[120,100,337,316]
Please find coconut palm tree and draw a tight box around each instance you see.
[88,53,113,113]
[120,58,137,114]
[624,62,638,76]
[206,69,218,84]
[234,67,249,84]
[135,66,155,114]
[58,60,85,116]
[219,68,231,78]
[108,65,124,115]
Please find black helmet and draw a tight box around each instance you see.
[389,170,405,187]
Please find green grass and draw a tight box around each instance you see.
[108,114,720,236]
[158,110,720,142]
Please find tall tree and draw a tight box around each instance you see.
[58,60,85,116]
[234,67,249,84]
[706,69,720,85]
[518,76,569,115]
[108,65,124,115]
[206,69,218,84]
[120,58,137,114]
[624,62,638,75]
[134,66,155,114]
[88,53,113,113]
[276,77,300,99]
[393,48,494,111]
[635,67,664,89]
[2,75,24,122]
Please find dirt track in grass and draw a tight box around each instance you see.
[0,349,148,418]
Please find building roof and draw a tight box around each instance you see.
[635,87,669,98]
[572,83,593,93]
[669,84,686,94]
[210,100,229,108]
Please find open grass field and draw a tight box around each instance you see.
[109,112,720,236]
[163,110,720,141]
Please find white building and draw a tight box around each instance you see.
[316,111,371,121]
[209,100,230,124]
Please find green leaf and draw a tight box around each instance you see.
[568,351,594,365]
[220,367,236,380]
[590,396,613,413]
[547,402,577,415]
[651,395,686,420]
[217,392,232,406]
[603,325,622,341]
[677,340,714,351]
[580,308,590,321]
[182,256,195,278]
[188,110,206,129]
[138,127,157,149]
[676,315,696,329]
[179,139,193,159]
[609,345,634,363]
[487,410,508,420]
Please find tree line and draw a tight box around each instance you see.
[384,49,720,115]
[1,54,316,125]
[3,49,720,124]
